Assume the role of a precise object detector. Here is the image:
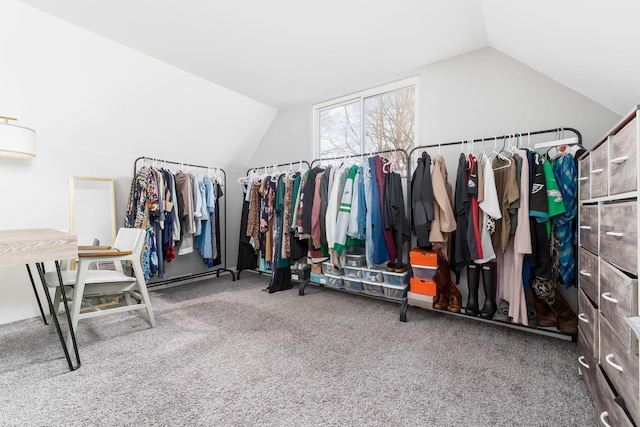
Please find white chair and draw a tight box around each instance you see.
[45,227,156,339]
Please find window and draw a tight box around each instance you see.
[313,77,418,164]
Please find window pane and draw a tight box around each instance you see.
[319,101,361,159]
[363,85,415,155]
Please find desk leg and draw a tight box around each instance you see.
[35,262,81,371]
[25,264,48,325]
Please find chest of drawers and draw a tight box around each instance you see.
[578,106,640,427]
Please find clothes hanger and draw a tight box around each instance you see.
[533,127,579,149]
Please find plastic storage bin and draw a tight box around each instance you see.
[325,273,345,289]
[343,278,363,292]
[361,267,385,283]
[382,270,408,287]
[310,272,327,285]
[322,262,344,276]
[383,283,407,300]
[343,266,362,279]
[362,279,384,296]
[345,254,366,267]
[411,265,437,280]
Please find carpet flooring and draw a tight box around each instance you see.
[0,273,597,426]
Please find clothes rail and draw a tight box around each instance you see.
[402,127,582,341]
[407,127,582,170]
[133,156,235,286]
[299,149,412,322]
[237,159,311,279]
[245,160,311,176]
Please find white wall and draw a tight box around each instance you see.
[251,47,620,168]
[0,0,277,324]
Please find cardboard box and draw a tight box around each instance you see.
[409,248,438,267]
[407,291,436,310]
[410,277,437,296]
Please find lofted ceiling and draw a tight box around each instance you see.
[16,0,640,114]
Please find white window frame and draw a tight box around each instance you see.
[312,76,419,160]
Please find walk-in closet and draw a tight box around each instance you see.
[2,1,639,425]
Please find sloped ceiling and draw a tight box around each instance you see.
[15,0,640,114]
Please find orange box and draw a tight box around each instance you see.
[410,277,437,296]
[409,248,438,267]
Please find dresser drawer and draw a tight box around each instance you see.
[590,140,609,198]
[578,336,598,403]
[580,205,599,255]
[600,201,638,275]
[609,116,638,195]
[579,154,591,201]
[599,315,639,425]
[578,247,599,304]
[600,259,638,352]
[579,288,599,359]
[594,364,635,427]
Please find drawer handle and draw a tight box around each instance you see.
[610,155,629,164]
[605,353,624,372]
[579,225,592,230]
[590,168,603,174]
[577,355,590,369]
[579,269,591,277]
[577,177,588,181]
[601,292,618,304]
[600,411,611,427]
[605,231,624,237]
[577,313,589,324]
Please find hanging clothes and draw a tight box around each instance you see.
[552,154,577,288]
[496,149,532,326]
[411,151,434,249]
[474,153,501,264]
[429,155,456,260]
[384,169,410,266]
[451,153,472,279]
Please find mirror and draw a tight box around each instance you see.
[70,176,116,246]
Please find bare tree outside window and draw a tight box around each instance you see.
[317,83,415,171]
[319,101,361,159]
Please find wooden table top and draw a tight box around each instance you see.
[0,229,78,267]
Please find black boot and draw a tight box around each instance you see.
[466,264,480,316]
[479,262,497,320]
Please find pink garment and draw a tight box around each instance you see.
[496,150,532,325]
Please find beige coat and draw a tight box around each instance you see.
[429,155,456,259]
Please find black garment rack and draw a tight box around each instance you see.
[297,149,412,321]
[133,156,236,287]
[403,127,582,341]
[237,160,311,279]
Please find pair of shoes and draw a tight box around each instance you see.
[386,263,396,272]
[433,258,462,313]
[394,263,407,273]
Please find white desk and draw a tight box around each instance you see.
[0,228,81,371]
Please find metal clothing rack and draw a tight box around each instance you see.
[237,160,311,279]
[403,127,582,341]
[298,149,412,321]
[133,156,235,287]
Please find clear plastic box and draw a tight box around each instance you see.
[362,279,384,296]
[343,266,362,279]
[383,283,407,300]
[345,254,366,267]
[322,262,344,276]
[411,265,437,280]
[344,278,363,292]
[325,273,345,289]
[361,267,385,283]
[382,270,409,287]
[310,272,327,285]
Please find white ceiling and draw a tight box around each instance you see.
[16,0,640,113]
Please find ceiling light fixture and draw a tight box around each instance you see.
[0,116,36,158]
